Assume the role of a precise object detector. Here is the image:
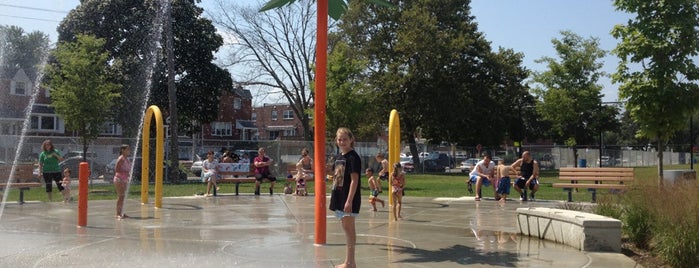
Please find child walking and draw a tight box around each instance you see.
[366,168,385,211]
[61,168,72,203]
[391,162,405,220]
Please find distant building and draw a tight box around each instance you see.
[200,85,257,141]
[0,68,68,136]
[252,103,304,140]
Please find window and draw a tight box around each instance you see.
[251,112,257,121]
[271,110,278,121]
[11,81,28,95]
[30,115,58,131]
[284,128,296,137]
[101,122,122,135]
[283,110,294,120]
[233,98,242,110]
[212,121,232,136]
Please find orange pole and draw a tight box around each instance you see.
[77,162,89,227]
[314,0,328,245]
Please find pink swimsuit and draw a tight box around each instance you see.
[113,157,132,183]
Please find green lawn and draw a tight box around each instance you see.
[2,165,691,203]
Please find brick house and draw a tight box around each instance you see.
[200,85,257,140]
[252,103,304,140]
[0,68,66,136]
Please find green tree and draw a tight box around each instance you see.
[326,40,381,140]
[260,0,391,20]
[0,25,50,80]
[57,0,231,181]
[531,31,612,166]
[46,34,120,160]
[57,0,230,139]
[337,0,528,164]
[612,0,699,184]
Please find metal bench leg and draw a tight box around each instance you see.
[18,188,26,204]
[235,183,240,196]
[565,188,572,202]
[591,190,597,203]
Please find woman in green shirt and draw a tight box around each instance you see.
[38,139,64,201]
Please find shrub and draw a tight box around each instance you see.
[594,194,623,219]
[649,180,699,267]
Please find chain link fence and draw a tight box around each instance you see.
[1,135,693,179]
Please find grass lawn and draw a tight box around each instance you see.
[2,164,692,203]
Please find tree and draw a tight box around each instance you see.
[260,0,391,20]
[57,0,231,181]
[209,0,318,140]
[531,30,611,167]
[336,0,528,165]
[612,0,699,185]
[46,34,120,160]
[326,40,382,140]
[0,25,50,80]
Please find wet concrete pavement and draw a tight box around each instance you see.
[0,194,641,267]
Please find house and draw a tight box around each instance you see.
[200,85,257,141]
[252,103,305,140]
[0,68,65,136]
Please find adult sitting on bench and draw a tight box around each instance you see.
[253,147,276,195]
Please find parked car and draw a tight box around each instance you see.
[132,157,187,182]
[460,158,480,173]
[596,156,618,167]
[400,156,414,173]
[190,153,207,176]
[423,153,451,172]
[233,149,259,162]
[104,158,118,180]
[62,151,97,160]
[59,156,103,179]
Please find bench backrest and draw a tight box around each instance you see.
[559,167,634,182]
[217,163,254,174]
[0,164,36,183]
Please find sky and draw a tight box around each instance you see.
[0,0,634,102]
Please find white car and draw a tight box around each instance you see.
[190,153,205,176]
[460,158,479,173]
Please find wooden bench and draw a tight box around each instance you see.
[552,167,634,202]
[212,163,294,196]
[0,164,42,204]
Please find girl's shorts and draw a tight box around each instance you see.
[334,210,359,219]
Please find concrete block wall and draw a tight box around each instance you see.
[516,207,621,252]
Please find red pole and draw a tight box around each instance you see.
[314,0,328,245]
[78,162,89,227]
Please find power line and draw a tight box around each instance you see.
[0,4,69,14]
[0,14,61,23]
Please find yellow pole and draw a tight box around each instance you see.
[388,109,400,218]
[142,105,165,208]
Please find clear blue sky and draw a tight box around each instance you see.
[1,0,632,102]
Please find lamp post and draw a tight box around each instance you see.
[599,101,621,167]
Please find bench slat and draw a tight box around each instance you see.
[552,183,629,189]
[560,167,631,172]
[0,182,42,189]
[556,167,635,202]
[557,177,634,182]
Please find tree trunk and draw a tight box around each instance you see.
[657,140,664,187]
[166,1,180,182]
